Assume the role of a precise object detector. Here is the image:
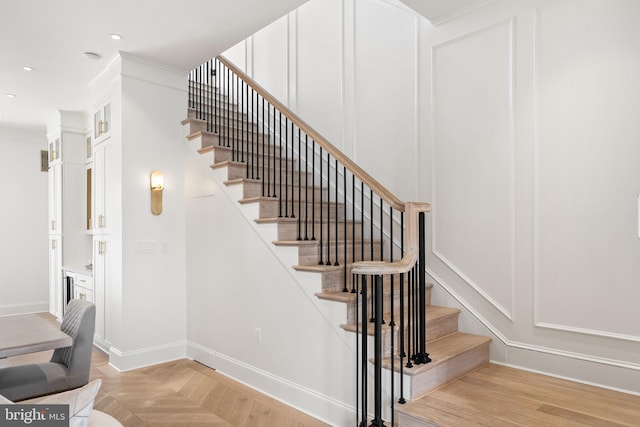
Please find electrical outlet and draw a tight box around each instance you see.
[255,328,262,344]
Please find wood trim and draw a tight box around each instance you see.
[217,55,406,211]
[351,201,430,275]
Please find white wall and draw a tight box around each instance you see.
[0,126,49,315]
[223,0,640,393]
[119,55,188,367]
[185,139,356,426]
[88,54,188,370]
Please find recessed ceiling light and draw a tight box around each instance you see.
[110,33,123,40]
[23,66,33,71]
[6,93,16,98]
[82,52,102,61]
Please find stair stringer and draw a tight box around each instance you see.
[185,136,361,425]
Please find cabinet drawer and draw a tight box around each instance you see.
[76,274,92,290]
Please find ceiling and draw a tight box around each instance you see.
[0,0,479,133]
[0,0,308,132]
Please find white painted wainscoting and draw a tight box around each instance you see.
[212,0,640,394]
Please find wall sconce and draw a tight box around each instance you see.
[150,170,164,215]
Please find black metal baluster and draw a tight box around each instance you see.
[261,97,265,195]
[325,153,331,265]
[250,89,255,178]
[318,147,324,265]
[271,105,277,198]
[342,166,347,292]
[372,274,385,427]
[311,139,316,241]
[406,267,413,368]
[226,66,230,148]
[304,134,309,240]
[415,212,431,365]
[399,270,406,404]
[360,275,368,427]
[351,175,356,293]
[389,207,396,424]
[297,127,302,241]
[334,159,339,267]
[284,118,289,217]
[278,112,283,217]
[290,122,295,219]
[241,79,245,165]
[355,273,360,426]
[266,103,271,197]
[255,91,260,180]
[370,190,374,261]
[361,182,364,264]
[234,74,239,160]
[197,65,201,121]
[214,61,218,135]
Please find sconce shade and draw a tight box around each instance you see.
[150,170,164,215]
[150,170,164,190]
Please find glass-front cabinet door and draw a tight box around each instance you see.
[93,101,111,143]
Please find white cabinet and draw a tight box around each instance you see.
[73,272,94,303]
[93,101,111,144]
[90,97,114,348]
[49,236,62,320]
[92,237,110,343]
[48,163,62,234]
[47,115,92,319]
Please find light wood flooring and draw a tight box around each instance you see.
[1,347,328,427]
[399,363,640,426]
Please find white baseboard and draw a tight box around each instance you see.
[0,301,49,316]
[108,340,187,371]
[187,341,354,427]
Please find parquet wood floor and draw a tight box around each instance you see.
[2,347,329,427]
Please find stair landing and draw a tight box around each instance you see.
[396,363,640,426]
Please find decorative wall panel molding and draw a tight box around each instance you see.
[431,19,515,320]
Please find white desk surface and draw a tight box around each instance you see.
[0,313,72,358]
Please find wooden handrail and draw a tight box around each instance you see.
[217,55,405,211]
[351,201,430,275]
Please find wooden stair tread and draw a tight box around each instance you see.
[340,305,459,334]
[225,177,320,188]
[274,240,320,247]
[273,238,379,247]
[293,264,344,273]
[238,196,340,204]
[315,282,433,304]
[381,332,490,376]
[256,217,361,225]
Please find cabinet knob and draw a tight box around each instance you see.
[51,240,57,250]
[51,220,56,231]
[98,214,105,228]
[98,120,104,135]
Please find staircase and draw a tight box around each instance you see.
[182,56,491,426]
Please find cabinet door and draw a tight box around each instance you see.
[93,102,111,143]
[49,236,62,319]
[48,163,62,234]
[74,286,94,303]
[93,237,109,342]
[92,140,113,233]
[48,137,61,165]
